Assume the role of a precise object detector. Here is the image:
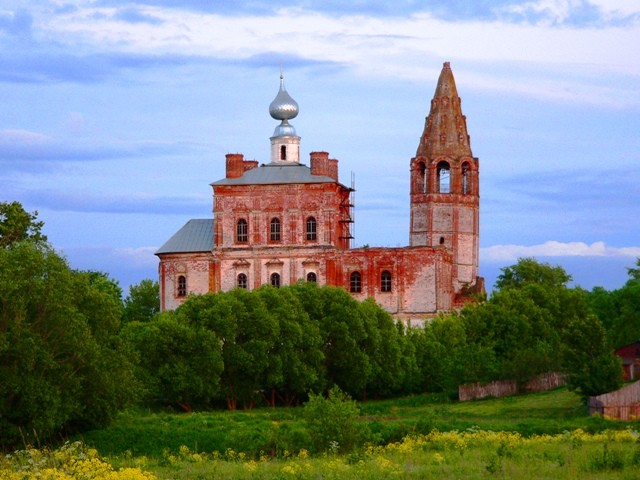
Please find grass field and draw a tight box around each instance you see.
[4,388,639,479]
[77,387,624,458]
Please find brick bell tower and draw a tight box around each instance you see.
[409,62,480,293]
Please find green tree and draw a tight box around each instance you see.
[293,284,371,398]
[410,316,467,393]
[456,259,619,395]
[177,289,277,409]
[256,285,324,406]
[123,279,160,324]
[626,257,640,282]
[495,257,572,291]
[121,313,223,409]
[590,281,640,349]
[0,241,135,446]
[462,288,563,384]
[395,321,421,396]
[0,201,47,247]
[359,298,408,399]
[562,314,623,399]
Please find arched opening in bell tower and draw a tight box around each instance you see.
[462,161,471,194]
[419,161,427,193]
[437,161,450,193]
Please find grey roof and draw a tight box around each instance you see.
[211,162,337,186]
[155,219,213,255]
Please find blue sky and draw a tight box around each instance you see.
[1,0,639,294]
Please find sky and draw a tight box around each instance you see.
[1,0,639,295]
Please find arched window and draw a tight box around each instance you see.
[381,270,392,292]
[462,162,471,195]
[236,219,248,243]
[350,271,362,293]
[439,236,445,245]
[177,275,187,297]
[270,218,281,241]
[270,272,281,288]
[437,161,450,194]
[280,145,286,160]
[419,161,427,193]
[237,273,247,289]
[307,272,317,282]
[306,216,317,241]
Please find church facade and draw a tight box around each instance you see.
[156,62,483,320]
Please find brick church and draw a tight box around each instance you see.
[156,62,483,320]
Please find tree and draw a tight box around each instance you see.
[588,260,640,349]
[626,257,640,283]
[123,279,160,324]
[177,288,278,409]
[359,298,408,398]
[0,201,47,247]
[410,315,467,393]
[292,284,371,398]
[453,259,620,395]
[0,241,136,446]
[121,313,223,409]
[495,257,572,291]
[256,285,324,406]
[461,288,563,384]
[590,282,640,349]
[562,314,623,399]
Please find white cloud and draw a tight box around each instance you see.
[579,0,640,19]
[503,0,640,24]
[504,0,584,24]
[31,3,639,108]
[0,129,52,145]
[481,240,640,261]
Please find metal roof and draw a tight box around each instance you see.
[155,219,213,255]
[211,162,336,186]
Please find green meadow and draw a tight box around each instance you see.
[0,388,623,479]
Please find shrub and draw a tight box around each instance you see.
[303,386,365,453]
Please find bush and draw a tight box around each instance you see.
[303,386,365,453]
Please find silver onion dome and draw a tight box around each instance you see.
[272,119,297,137]
[269,74,299,121]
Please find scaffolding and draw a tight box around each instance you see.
[339,171,355,244]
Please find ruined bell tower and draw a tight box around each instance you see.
[409,62,480,292]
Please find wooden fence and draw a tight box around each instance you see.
[459,379,516,401]
[459,372,567,402]
[588,380,640,421]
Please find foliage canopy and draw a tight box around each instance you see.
[0,201,47,248]
[0,240,136,447]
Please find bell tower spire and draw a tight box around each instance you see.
[410,62,480,295]
[416,61,472,159]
